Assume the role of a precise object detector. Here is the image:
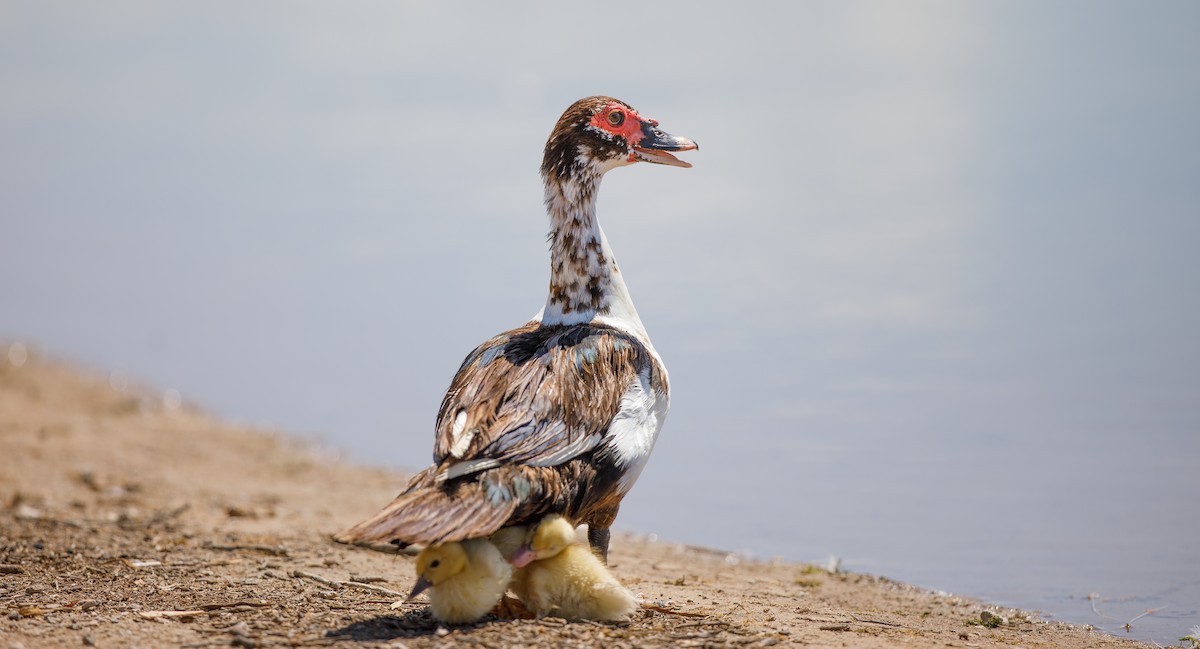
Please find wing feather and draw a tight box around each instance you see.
[431,323,649,478]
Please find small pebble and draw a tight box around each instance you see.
[980,610,1005,624]
[82,635,96,647]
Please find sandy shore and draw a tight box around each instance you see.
[0,351,1151,648]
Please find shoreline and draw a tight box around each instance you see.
[0,351,1152,648]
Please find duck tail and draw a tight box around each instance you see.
[332,466,523,549]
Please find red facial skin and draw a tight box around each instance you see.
[588,101,658,162]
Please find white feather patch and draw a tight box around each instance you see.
[606,368,669,494]
[448,409,472,458]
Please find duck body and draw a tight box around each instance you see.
[409,538,512,624]
[511,515,638,622]
[336,96,696,561]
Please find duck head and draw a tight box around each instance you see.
[542,96,698,180]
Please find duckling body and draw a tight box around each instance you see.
[410,538,512,624]
[511,515,638,622]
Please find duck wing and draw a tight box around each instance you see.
[432,322,652,476]
[335,322,658,547]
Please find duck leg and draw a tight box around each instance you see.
[585,504,619,564]
[587,525,611,564]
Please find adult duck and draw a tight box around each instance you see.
[336,96,697,562]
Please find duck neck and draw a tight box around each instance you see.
[540,171,646,338]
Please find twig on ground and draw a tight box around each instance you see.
[139,610,204,619]
[348,575,389,583]
[289,570,403,597]
[852,615,905,627]
[142,503,191,528]
[198,600,269,611]
[342,580,403,597]
[642,603,709,617]
[208,543,289,556]
[676,620,731,629]
[291,569,341,587]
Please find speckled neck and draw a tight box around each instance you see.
[539,171,646,341]
[541,169,608,324]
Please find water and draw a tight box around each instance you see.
[3,2,1198,644]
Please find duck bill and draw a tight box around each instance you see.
[633,121,698,168]
[406,576,432,601]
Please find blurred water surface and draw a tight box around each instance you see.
[3,2,1198,643]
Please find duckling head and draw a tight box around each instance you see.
[408,542,469,600]
[510,515,576,568]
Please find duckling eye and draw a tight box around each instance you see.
[606,110,624,127]
[430,559,440,568]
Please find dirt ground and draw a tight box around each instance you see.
[0,350,1153,648]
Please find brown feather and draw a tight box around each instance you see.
[432,322,657,470]
[333,459,627,548]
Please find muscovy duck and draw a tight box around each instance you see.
[335,96,697,562]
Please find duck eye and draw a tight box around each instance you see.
[430,559,440,568]
[606,110,624,127]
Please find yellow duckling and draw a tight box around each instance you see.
[510,515,638,622]
[407,538,512,624]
